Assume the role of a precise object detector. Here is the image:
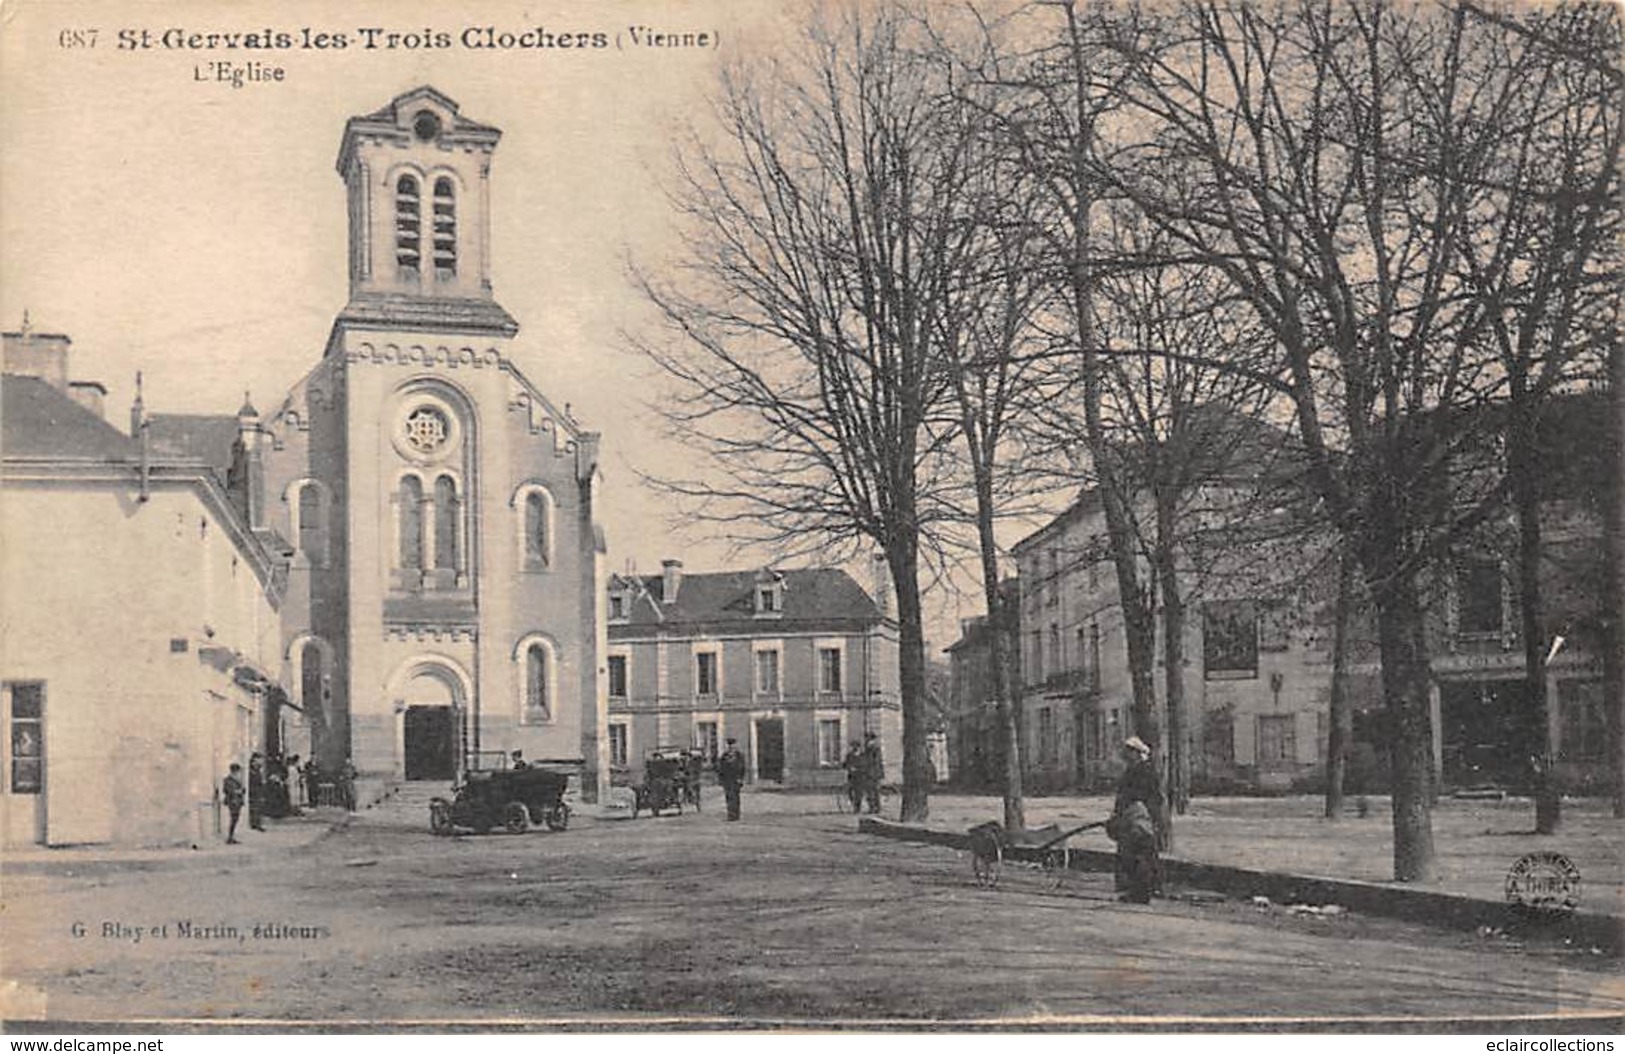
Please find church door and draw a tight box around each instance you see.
[403,706,455,781]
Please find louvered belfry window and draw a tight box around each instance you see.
[396,175,422,275]
[433,178,456,278]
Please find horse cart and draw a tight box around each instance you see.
[633,747,705,818]
[429,766,571,835]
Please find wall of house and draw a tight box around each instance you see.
[0,481,279,847]
[607,622,901,790]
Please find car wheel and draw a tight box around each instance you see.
[504,801,530,834]
[429,799,453,836]
[545,803,570,831]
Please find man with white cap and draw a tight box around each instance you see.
[1108,735,1165,903]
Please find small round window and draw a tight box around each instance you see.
[413,110,442,142]
[403,405,450,454]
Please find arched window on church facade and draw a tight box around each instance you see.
[513,483,554,571]
[525,492,548,568]
[432,177,456,279]
[515,635,556,725]
[297,481,327,566]
[433,474,460,571]
[299,640,327,719]
[400,475,424,570]
[395,175,421,276]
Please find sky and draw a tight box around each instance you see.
[1,0,1030,650]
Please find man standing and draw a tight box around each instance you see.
[1108,736,1165,904]
[248,753,267,831]
[861,733,884,815]
[841,740,865,813]
[222,763,246,844]
[717,737,747,821]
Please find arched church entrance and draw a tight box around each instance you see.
[398,663,465,781]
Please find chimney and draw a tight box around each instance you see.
[132,372,150,502]
[871,552,892,617]
[237,391,266,529]
[3,327,72,391]
[661,559,683,604]
[67,380,107,421]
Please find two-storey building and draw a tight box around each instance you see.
[606,562,900,789]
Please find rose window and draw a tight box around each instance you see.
[404,406,450,454]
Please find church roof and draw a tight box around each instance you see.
[609,567,886,636]
[334,292,518,338]
[147,413,239,475]
[1,375,135,460]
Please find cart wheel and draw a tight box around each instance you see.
[545,802,570,831]
[429,800,453,836]
[504,801,530,834]
[1043,848,1070,891]
[972,846,1002,888]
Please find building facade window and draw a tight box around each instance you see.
[816,717,843,767]
[609,593,626,620]
[515,636,557,724]
[298,640,328,717]
[1257,714,1296,768]
[818,647,843,694]
[608,722,629,768]
[1560,680,1607,762]
[524,491,550,569]
[296,481,327,565]
[1038,706,1057,765]
[1203,600,1259,679]
[399,475,424,570]
[695,651,718,697]
[8,682,43,794]
[1456,558,1504,637]
[607,655,628,699]
[755,649,780,696]
[432,177,456,278]
[433,474,460,571]
[694,720,720,762]
[395,174,421,275]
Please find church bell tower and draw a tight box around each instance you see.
[333,86,517,338]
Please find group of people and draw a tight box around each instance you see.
[221,751,357,844]
[841,733,886,814]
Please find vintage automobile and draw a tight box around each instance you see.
[429,766,571,835]
[633,748,704,818]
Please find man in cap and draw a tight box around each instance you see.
[1108,735,1165,903]
[716,737,747,821]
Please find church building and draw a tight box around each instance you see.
[148,87,612,802]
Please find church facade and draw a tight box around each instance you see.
[170,88,612,800]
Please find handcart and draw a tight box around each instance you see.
[966,818,1109,890]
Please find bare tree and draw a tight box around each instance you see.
[631,3,990,822]
[1448,1,1622,834]
[1089,0,1618,879]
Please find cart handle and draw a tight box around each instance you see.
[1033,819,1110,851]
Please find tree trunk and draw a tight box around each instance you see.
[977,492,1024,832]
[1325,548,1355,820]
[1368,569,1437,882]
[1610,341,1624,819]
[1155,485,1188,831]
[890,541,931,824]
[1509,398,1559,834]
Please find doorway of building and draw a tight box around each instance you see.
[1440,680,1536,791]
[755,718,784,783]
[403,705,456,780]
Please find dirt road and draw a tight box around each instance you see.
[4,791,1620,1025]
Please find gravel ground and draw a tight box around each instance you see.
[3,787,1620,1027]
